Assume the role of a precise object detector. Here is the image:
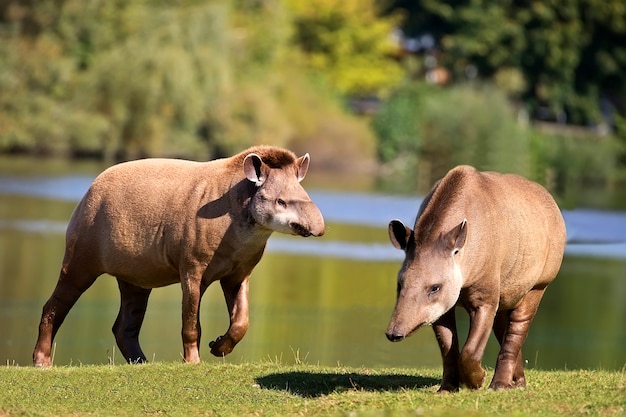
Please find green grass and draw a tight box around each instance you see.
[0,361,624,416]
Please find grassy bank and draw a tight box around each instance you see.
[1,362,623,416]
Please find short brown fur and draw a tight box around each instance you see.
[413,168,465,246]
[33,146,325,366]
[387,165,566,391]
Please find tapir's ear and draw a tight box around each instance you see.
[444,218,467,252]
[296,153,310,182]
[243,153,267,186]
[389,220,412,251]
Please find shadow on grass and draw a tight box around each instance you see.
[256,371,439,397]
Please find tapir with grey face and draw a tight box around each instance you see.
[33,145,325,367]
[386,165,566,391]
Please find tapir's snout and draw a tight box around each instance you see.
[386,311,416,342]
[309,220,325,237]
[293,201,325,237]
[386,331,405,342]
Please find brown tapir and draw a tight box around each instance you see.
[386,165,566,391]
[33,145,325,367]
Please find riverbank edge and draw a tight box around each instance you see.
[1,361,624,416]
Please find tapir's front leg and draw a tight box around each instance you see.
[459,302,498,389]
[432,308,461,392]
[209,276,250,357]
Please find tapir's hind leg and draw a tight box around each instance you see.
[492,310,525,388]
[112,278,152,364]
[33,267,99,367]
[490,288,546,390]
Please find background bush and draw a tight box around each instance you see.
[373,82,622,194]
[0,0,382,165]
[373,83,530,189]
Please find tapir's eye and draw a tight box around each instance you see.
[452,248,460,255]
[276,198,287,208]
[429,284,441,295]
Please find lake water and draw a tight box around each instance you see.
[0,158,624,370]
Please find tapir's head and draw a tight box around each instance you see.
[244,150,325,237]
[385,218,467,342]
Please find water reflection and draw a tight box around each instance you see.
[0,175,95,202]
[3,217,626,262]
[0,172,624,370]
[2,175,626,256]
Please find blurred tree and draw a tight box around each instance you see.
[0,0,236,158]
[576,0,626,123]
[284,0,404,97]
[0,0,378,162]
[381,0,626,125]
[372,83,530,190]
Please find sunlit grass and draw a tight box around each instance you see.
[1,361,623,416]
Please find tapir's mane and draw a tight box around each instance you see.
[231,145,297,168]
[414,166,471,245]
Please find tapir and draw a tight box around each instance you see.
[386,165,566,391]
[33,145,325,367]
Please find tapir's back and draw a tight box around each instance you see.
[471,168,566,296]
[64,157,237,286]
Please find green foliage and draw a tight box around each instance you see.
[372,81,622,196]
[0,0,381,161]
[285,0,404,96]
[1,362,624,416]
[419,85,530,179]
[384,0,626,125]
[373,83,530,189]
[371,82,427,163]
[531,129,621,207]
[613,113,626,165]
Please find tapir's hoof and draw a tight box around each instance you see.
[437,385,460,394]
[209,335,235,357]
[437,378,460,393]
[489,381,515,390]
[208,336,220,351]
[514,377,527,388]
[34,362,52,368]
[33,353,52,368]
[489,378,526,390]
[460,365,486,390]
